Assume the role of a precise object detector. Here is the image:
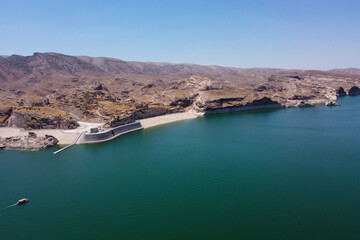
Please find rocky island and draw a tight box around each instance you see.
[0,52,359,150]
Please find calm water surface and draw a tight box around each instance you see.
[1,96,360,239]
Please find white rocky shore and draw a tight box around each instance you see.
[0,132,58,151]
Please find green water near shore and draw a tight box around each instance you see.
[1,96,360,239]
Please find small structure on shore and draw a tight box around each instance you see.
[90,127,99,133]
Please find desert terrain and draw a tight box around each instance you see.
[0,52,359,131]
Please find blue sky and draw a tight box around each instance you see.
[1,0,359,69]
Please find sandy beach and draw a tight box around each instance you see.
[139,112,198,129]
[0,112,199,145]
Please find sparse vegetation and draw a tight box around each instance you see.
[0,52,359,128]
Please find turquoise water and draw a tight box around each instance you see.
[1,96,360,240]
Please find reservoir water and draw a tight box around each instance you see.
[1,96,360,239]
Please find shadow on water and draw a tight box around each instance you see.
[202,107,286,119]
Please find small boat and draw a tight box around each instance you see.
[16,198,29,205]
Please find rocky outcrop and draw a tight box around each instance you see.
[133,105,174,119]
[143,83,155,89]
[288,75,302,80]
[336,87,347,97]
[110,115,135,128]
[348,86,360,96]
[31,98,50,107]
[0,108,13,126]
[256,85,268,92]
[290,95,315,100]
[187,76,223,91]
[94,83,108,91]
[170,96,197,108]
[7,112,79,129]
[297,101,312,107]
[195,97,245,111]
[249,97,281,106]
[199,97,284,115]
[326,101,340,106]
[0,132,58,151]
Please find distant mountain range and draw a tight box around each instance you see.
[1,52,358,77]
[328,68,360,75]
[0,52,295,83]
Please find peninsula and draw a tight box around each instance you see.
[0,52,359,150]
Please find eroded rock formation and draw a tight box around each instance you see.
[348,86,360,96]
[0,108,13,127]
[0,132,58,151]
[336,87,347,97]
[7,111,79,130]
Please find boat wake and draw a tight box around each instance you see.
[0,203,17,212]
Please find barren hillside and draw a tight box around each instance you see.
[0,52,359,129]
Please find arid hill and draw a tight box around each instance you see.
[328,68,360,75]
[0,52,359,129]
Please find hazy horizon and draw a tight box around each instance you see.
[1,0,359,70]
[1,51,359,72]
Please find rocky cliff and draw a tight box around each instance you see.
[336,87,347,97]
[348,86,360,96]
[7,111,79,130]
[0,108,12,127]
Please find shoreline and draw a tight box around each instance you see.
[0,112,199,146]
[0,122,104,145]
[0,100,346,149]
